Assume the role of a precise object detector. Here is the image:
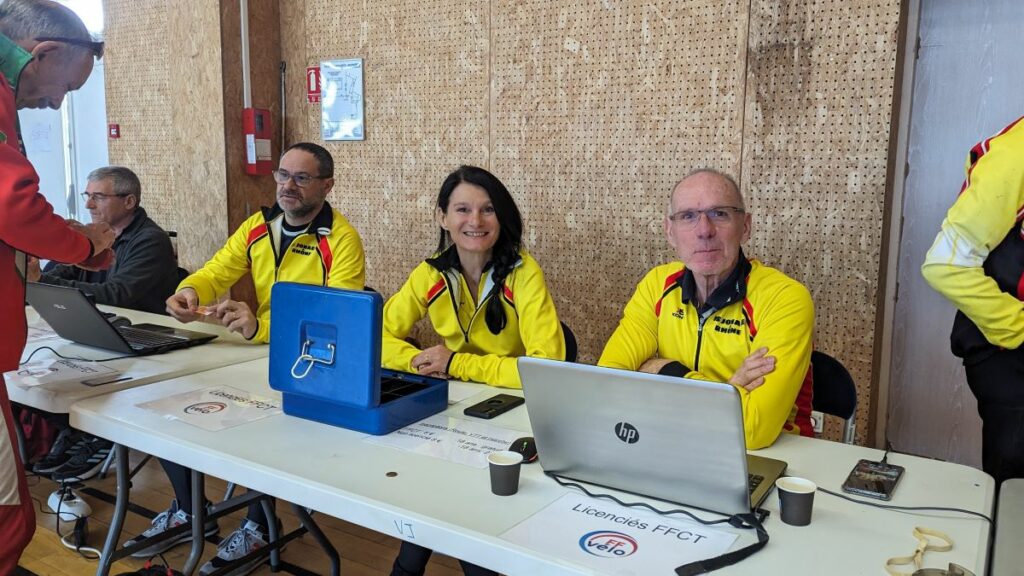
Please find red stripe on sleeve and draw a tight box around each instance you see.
[247,223,268,246]
[426,278,445,302]
[317,236,333,274]
[742,297,757,338]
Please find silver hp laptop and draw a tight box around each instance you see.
[26,283,216,355]
[518,358,787,516]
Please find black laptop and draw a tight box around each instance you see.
[26,283,217,355]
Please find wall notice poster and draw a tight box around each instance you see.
[320,58,364,141]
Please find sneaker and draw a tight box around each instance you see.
[49,435,113,483]
[32,428,88,474]
[199,520,270,576]
[124,500,218,558]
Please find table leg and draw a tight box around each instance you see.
[258,497,281,570]
[291,505,340,576]
[182,469,207,575]
[95,443,130,576]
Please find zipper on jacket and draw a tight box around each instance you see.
[693,308,716,372]
[452,271,491,343]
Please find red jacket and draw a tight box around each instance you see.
[1,73,91,371]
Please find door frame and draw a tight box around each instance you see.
[874,0,922,448]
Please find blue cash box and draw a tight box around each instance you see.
[268,283,448,434]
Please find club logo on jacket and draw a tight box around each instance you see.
[712,316,744,336]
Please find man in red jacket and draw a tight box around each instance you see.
[0,1,116,571]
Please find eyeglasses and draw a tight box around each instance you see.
[34,36,105,59]
[272,169,327,188]
[668,206,745,228]
[81,192,128,202]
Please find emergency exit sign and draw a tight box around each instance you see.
[306,66,320,103]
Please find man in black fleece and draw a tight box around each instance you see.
[29,165,178,313]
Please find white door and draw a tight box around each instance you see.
[889,0,1024,467]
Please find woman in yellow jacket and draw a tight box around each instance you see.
[383,165,566,576]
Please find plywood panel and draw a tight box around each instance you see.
[105,0,228,272]
[167,0,229,270]
[742,0,901,443]
[491,0,749,362]
[104,0,173,243]
[301,0,490,298]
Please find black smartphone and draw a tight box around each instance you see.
[463,394,525,419]
[841,459,905,500]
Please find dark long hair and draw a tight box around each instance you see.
[436,165,523,335]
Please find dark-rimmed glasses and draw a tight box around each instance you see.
[272,169,327,188]
[668,206,745,228]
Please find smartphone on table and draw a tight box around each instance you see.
[841,459,905,500]
[463,393,524,419]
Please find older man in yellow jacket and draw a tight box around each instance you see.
[599,169,815,450]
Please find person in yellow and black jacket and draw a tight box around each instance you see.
[599,169,815,450]
[167,143,365,342]
[922,116,1024,484]
[384,165,565,576]
[154,143,365,575]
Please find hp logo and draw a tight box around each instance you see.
[614,422,639,444]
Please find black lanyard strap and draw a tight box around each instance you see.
[675,512,769,575]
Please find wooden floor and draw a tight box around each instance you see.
[22,453,465,576]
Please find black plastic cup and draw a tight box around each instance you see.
[776,476,816,526]
[488,450,524,496]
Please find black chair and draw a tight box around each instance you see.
[811,351,857,444]
[561,322,578,363]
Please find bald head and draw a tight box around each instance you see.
[669,169,744,215]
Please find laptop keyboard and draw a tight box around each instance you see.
[748,473,765,494]
[749,471,765,494]
[118,326,185,349]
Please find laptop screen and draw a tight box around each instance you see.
[519,358,784,516]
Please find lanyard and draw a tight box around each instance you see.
[885,527,975,576]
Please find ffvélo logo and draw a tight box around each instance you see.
[615,422,639,444]
[579,530,639,558]
[184,402,226,415]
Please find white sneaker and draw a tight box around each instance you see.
[124,500,218,558]
[199,520,270,576]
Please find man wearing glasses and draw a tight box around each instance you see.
[0,0,113,571]
[599,169,815,449]
[156,142,364,575]
[29,166,179,315]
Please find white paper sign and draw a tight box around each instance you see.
[364,414,522,468]
[502,493,739,575]
[137,386,281,432]
[5,359,120,388]
[320,58,364,141]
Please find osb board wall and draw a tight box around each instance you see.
[283,0,901,444]
[741,0,900,442]
[283,0,490,289]
[490,0,748,381]
[104,0,228,271]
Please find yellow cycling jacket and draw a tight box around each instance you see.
[382,248,565,388]
[922,116,1024,362]
[179,202,365,343]
[598,256,814,449]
